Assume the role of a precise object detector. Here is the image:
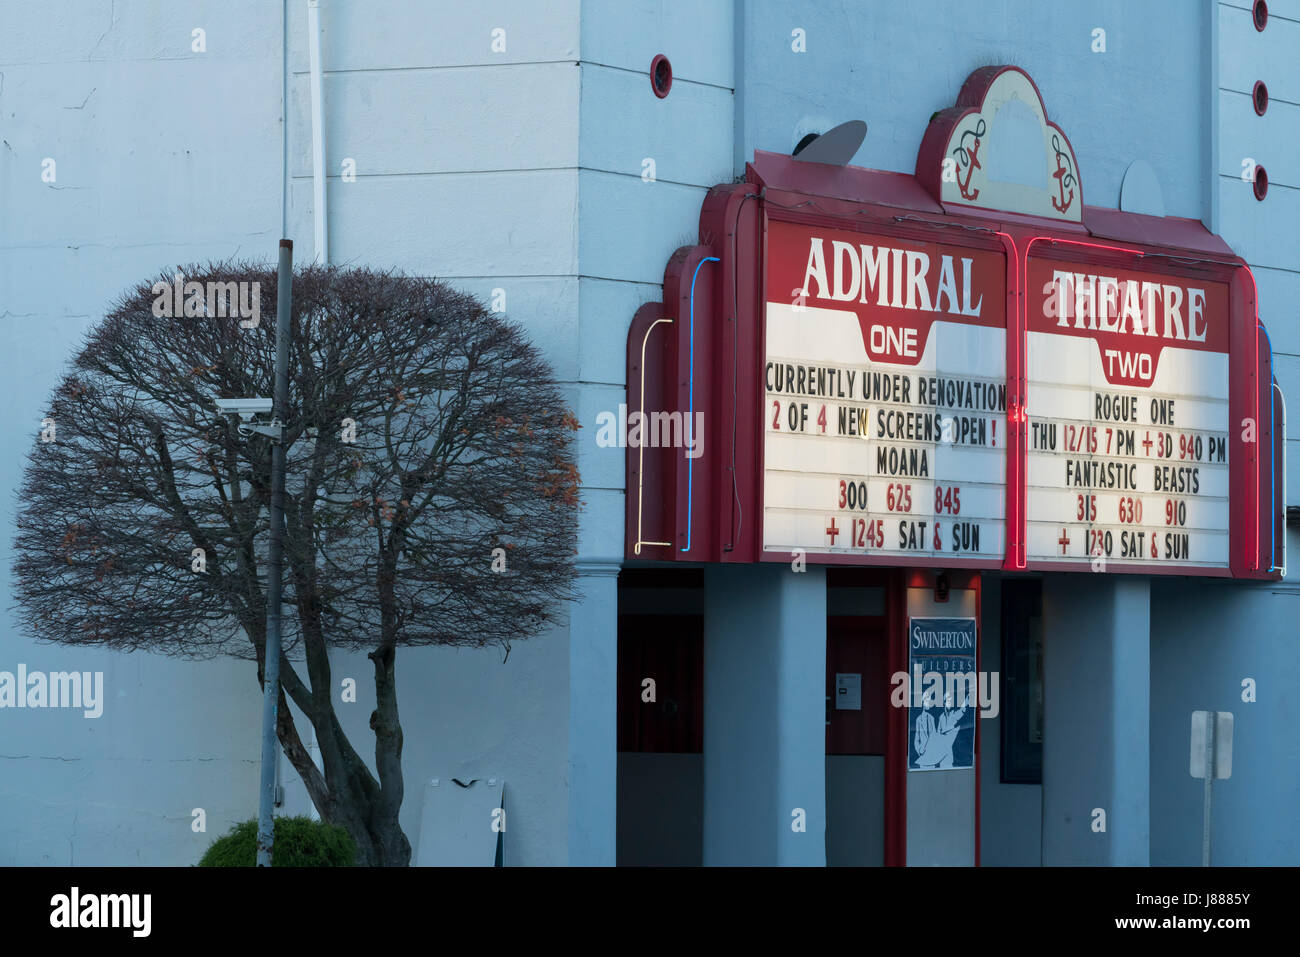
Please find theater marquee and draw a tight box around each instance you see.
[625,65,1284,580]
[762,221,1007,562]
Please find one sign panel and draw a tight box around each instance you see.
[1025,260,1231,569]
[763,220,1007,562]
[908,617,977,771]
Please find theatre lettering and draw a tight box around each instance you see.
[799,238,986,319]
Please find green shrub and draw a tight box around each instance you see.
[198,816,357,867]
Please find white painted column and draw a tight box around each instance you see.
[703,563,826,865]
[567,561,620,865]
[1041,575,1151,865]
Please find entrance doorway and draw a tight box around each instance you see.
[824,569,903,865]
[615,568,703,866]
[826,612,890,864]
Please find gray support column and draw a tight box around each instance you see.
[703,563,826,865]
[1042,575,1151,865]
[567,561,620,865]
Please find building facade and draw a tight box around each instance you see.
[0,0,1296,866]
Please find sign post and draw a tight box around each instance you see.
[1190,709,1233,866]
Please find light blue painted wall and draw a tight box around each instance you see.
[573,0,736,864]
[276,0,587,866]
[577,0,735,565]
[1213,1,1300,506]
[1,0,591,866]
[978,576,1043,866]
[1041,576,1151,865]
[1149,535,1300,865]
[703,563,826,865]
[737,0,1208,216]
[0,0,281,865]
[1135,1,1300,868]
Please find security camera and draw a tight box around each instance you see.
[213,397,273,421]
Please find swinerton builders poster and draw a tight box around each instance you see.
[908,617,977,771]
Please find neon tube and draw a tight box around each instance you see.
[634,318,675,555]
[682,256,720,553]
[1258,321,1277,573]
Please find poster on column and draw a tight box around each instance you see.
[907,617,976,771]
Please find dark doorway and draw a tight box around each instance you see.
[615,568,703,866]
[825,614,890,865]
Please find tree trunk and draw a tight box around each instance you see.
[272,654,412,866]
[367,641,410,865]
[275,705,412,866]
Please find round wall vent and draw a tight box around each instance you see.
[650,54,672,98]
[1253,80,1268,116]
[1253,164,1268,201]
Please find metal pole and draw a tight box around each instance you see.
[256,239,293,866]
[1201,711,1215,867]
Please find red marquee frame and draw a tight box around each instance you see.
[626,66,1283,581]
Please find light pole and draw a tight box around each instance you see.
[254,238,293,866]
[209,242,291,865]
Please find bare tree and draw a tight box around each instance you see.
[12,262,580,865]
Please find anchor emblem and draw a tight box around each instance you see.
[1051,155,1074,213]
[1050,134,1075,214]
[952,119,986,202]
[956,138,982,201]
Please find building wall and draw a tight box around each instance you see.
[575,0,735,864]
[576,0,735,560]
[1149,529,1300,865]
[1140,0,1300,867]
[737,0,1209,216]
[0,0,281,865]
[703,563,827,865]
[1213,1,1300,507]
[1,0,592,866]
[978,575,1044,866]
[276,0,586,865]
[1,0,1295,867]
[1041,576,1152,865]
[825,756,886,865]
